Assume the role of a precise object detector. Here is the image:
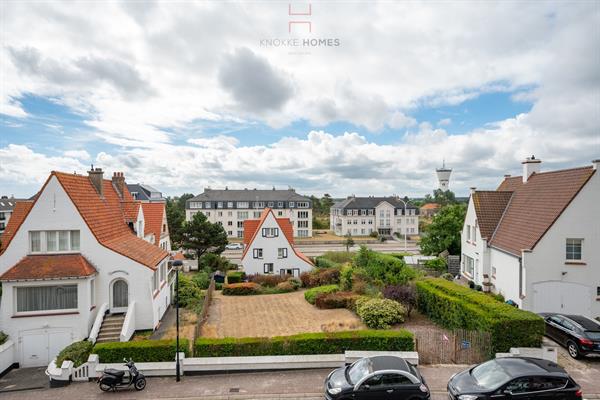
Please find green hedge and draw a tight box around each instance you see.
[227,271,246,284]
[415,278,544,353]
[304,284,339,304]
[315,257,341,269]
[56,340,93,367]
[94,339,190,363]
[194,330,414,357]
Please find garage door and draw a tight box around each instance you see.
[20,329,73,367]
[533,281,592,316]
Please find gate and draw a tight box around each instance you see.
[415,329,491,364]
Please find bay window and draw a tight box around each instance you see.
[16,285,78,313]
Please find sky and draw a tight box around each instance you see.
[1,1,599,198]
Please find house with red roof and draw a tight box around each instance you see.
[461,157,599,317]
[0,168,172,367]
[241,208,314,277]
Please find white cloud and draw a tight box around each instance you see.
[437,118,452,126]
[63,149,91,160]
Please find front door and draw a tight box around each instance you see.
[111,279,129,313]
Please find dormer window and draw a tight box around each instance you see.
[262,227,279,238]
[30,230,80,253]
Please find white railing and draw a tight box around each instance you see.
[72,362,91,381]
[88,303,108,344]
[120,301,136,342]
[0,339,15,375]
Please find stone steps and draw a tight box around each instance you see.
[96,313,125,343]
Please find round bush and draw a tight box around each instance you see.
[276,281,295,292]
[356,298,406,329]
[192,271,211,289]
[287,277,302,290]
[304,285,339,304]
[222,282,262,295]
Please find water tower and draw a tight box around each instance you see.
[436,160,452,191]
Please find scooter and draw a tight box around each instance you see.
[98,358,146,392]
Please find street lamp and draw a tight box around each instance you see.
[397,198,408,253]
[172,259,183,382]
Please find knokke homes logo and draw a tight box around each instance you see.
[259,3,341,50]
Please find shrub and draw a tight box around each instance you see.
[194,330,414,357]
[489,292,505,302]
[304,284,339,304]
[177,274,204,308]
[315,257,341,269]
[320,251,354,264]
[0,331,7,346]
[192,271,211,289]
[248,274,288,287]
[222,282,262,295]
[287,277,302,290]
[315,291,359,309]
[199,253,232,272]
[275,281,296,292]
[300,268,341,288]
[415,278,544,353]
[383,284,417,317]
[226,271,246,284]
[440,273,454,281]
[353,246,417,286]
[425,257,447,272]
[94,339,190,363]
[356,298,406,329]
[215,282,223,290]
[369,231,379,238]
[56,340,93,367]
[340,265,354,291]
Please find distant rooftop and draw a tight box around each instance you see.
[188,188,310,202]
[127,183,165,202]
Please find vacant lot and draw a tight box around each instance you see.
[201,290,363,338]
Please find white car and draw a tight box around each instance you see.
[225,243,244,250]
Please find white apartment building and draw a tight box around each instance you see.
[185,188,313,238]
[461,157,600,318]
[0,196,26,235]
[330,196,419,237]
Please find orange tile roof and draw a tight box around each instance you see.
[243,220,260,245]
[171,252,185,260]
[0,201,34,255]
[488,166,595,256]
[121,201,141,222]
[471,191,513,239]
[0,254,97,281]
[52,172,168,269]
[420,203,440,210]
[142,202,166,245]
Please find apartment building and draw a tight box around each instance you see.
[185,188,313,238]
[0,196,26,235]
[330,196,419,237]
[127,183,166,203]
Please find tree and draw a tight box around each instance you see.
[181,212,228,259]
[344,233,355,252]
[419,203,466,255]
[432,189,456,206]
[165,193,195,249]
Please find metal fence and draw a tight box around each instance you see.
[414,329,492,364]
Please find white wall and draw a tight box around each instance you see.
[0,340,15,374]
[490,248,522,306]
[522,171,600,317]
[241,212,313,276]
[460,197,487,285]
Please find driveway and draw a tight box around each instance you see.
[546,337,600,395]
[202,290,363,338]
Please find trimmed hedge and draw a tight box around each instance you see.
[222,282,261,295]
[315,257,341,269]
[194,330,414,357]
[56,340,93,367]
[227,271,246,284]
[304,284,339,304]
[415,278,544,353]
[94,339,190,363]
[315,291,359,309]
[355,298,406,329]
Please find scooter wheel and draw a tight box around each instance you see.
[99,382,112,392]
[134,378,147,391]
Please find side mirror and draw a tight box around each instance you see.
[503,389,513,396]
[360,384,370,391]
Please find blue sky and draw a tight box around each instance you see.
[1,1,598,198]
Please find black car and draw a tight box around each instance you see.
[324,355,430,399]
[447,357,582,400]
[540,313,600,358]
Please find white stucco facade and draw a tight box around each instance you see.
[0,175,170,367]
[241,211,313,277]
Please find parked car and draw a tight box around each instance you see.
[225,243,244,250]
[447,357,582,399]
[539,313,600,359]
[324,355,430,399]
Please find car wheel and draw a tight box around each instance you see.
[567,341,580,359]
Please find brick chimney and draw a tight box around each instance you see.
[592,159,600,170]
[88,166,104,196]
[112,172,126,198]
[522,155,541,183]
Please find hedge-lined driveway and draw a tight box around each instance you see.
[201,290,364,338]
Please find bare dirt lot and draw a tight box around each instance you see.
[201,290,364,338]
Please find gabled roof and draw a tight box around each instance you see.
[127,183,165,202]
[188,188,310,203]
[486,166,595,256]
[0,254,97,281]
[471,191,514,239]
[332,196,418,210]
[0,201,34,252]
[142,202,166,244]
[0,197,27,211]
[241,208,313,266]
[420,203,440,210]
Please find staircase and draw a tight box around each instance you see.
[96,314,125,343]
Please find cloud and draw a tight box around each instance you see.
[218,47,294,113]
[63,149,91,160]
[389,111,417,129]
[437,118,452,126]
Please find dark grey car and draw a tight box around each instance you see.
[540,313,600,358]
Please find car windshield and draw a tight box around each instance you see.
[586,331,600,340]
[347,358,372,384]
[471,360,511,390]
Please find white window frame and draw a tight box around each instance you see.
[253,248,263,259]
[264,263,274,274]
[566,238,583,261]
[237,202,249,208]
[289,201,295,208]
[15,284,78,315]
[278,248,288,258]
[262,227,279,238]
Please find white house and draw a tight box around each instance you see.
[461,157,600,318]
[241,208,314,277]
[0,168,172,368]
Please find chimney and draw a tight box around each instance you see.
[593,159,600,170]
[88,166,104,196]
[470,187,477,195]
[112,172,126,199]
[504,174,511,178]
[522,155,541,183]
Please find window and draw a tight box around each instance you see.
[16,285,78,312]
[153,270,159,292]
[238,211,248,219]
[160,262,166,282]
[189,201,202,209]
[58,231,69,250]
[505,378,531,394]
[268,202,274,207]
[228,211,233,217]
[218,211,223,217]
[383,373,412,385]
[361,219,366,225]
[227,230,232,235]
[237,221,244,228]
[278,211,283,216]
[264,263,274,274]
[298,220,309,228]
[368,209,374,216]
[464,255,474,276]
[30,231,41,252]
[472,225,477,243]
[253,248,263,259]
[227,202,233,208]
[90,280,95,308]
[278,201,284,208]
[217,202,223,208]
[297,202,309,208]
[289,201,295,208]
[597,287,600,296]
[228,221,233,226]
[204,201,211,208]
[298,230,309,237]
[278,248,288,258]
[254,201,265,208]
[237,202,249,208]
[205,211,211,217]
[237,231,243,238]
[298,211,309,218]
[466,224,471,241]
[47,231,58,251]
[70,231,80,249]
[566,238,582,260]
[262,227,279,237]
[253,211,261,218]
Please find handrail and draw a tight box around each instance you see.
[120,301,136,342]
[89,303,108,343]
